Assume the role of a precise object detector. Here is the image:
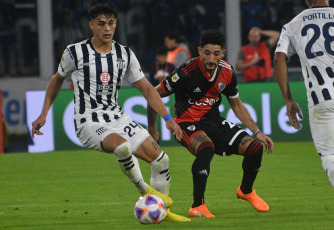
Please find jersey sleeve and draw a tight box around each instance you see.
[125,49,145,83]
[222,66,239,98]
[58,47,76,78]
[160,66,184,96]
[275,24,296,58]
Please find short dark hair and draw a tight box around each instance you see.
[199,29,225,49]
[89,3,118,20]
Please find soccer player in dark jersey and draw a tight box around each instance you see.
[148,29,274,217]
[31,2,189,222]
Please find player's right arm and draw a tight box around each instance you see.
[274,25,303,130]
[32,47,74,138]
[31,72,65,138]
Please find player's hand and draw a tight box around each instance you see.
[165,119,182,141]
[257,133,274,154]
[31,115,46,138]
[286,101,303,130]
[148,127,160,144]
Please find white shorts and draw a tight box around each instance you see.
[309,100,334,156]
[75,113,150,153]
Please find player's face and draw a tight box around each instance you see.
[199,44,226,74]
[89,14,116,44]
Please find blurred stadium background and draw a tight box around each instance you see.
[0,0,329,153]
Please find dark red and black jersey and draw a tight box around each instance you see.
[161,56,238,123]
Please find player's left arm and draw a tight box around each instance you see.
[227,96,273,153]
[146,83,170,143]
[133,77,182,141]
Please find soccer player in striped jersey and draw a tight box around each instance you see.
[148,29,274,217]
[31,3,190,222]
[274,0,334,187]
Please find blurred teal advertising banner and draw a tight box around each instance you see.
[26,81,311,153]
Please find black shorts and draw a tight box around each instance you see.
[178,117,248,156]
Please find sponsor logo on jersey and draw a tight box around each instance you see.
[117,58,126,70]
[187,125,196,131]
[193,87,201,92]
[100,72,111,84]
[82,62,95,67]
[96,127,107,135]
[188,98,219,106]
[171,73,180,82]
[165,80,172,92]
[218,82,227,93]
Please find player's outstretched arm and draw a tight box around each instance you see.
[134,78,182,141]
[227,96,274,153]
[274,52,303,130]
[31,72,65,138]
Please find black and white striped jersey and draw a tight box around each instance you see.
[58,39,145,124]
[276,6,334,107]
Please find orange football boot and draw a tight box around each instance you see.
[188,203,215,217]
[236,186,269,212]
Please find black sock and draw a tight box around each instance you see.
[240,141,263,194]
[192,142,214,207]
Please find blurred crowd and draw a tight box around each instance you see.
[1,0,330,79]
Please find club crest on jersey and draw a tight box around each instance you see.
[116,58,126,70]
[218,82,227,93]
[100,72,111,84]
[171,73,179,82]
[187,125,196,131]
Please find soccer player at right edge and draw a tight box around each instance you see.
[274,0,334,187]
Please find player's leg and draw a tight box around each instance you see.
[189,133,214,205]
[102,133,150,194]
[209,118,268,212]
[188,133,215,217]
[76,116,151,196]
[177,122,215,217]
[135,136,190,221]
[321,155,334,186]
[238,136,263,194]
[135,137,171,196]
[309,101,334,187]
[236,135,269,212]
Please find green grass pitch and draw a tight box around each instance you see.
[1,142,334,229]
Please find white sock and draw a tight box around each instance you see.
[114,142,149,193]
[150,151,170,195]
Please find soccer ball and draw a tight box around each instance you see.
[134,194,167,224]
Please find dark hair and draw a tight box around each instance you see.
[165,33,180,43]
[199,29,225,49]
[89,3,118,20]
[155,46,168,55]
